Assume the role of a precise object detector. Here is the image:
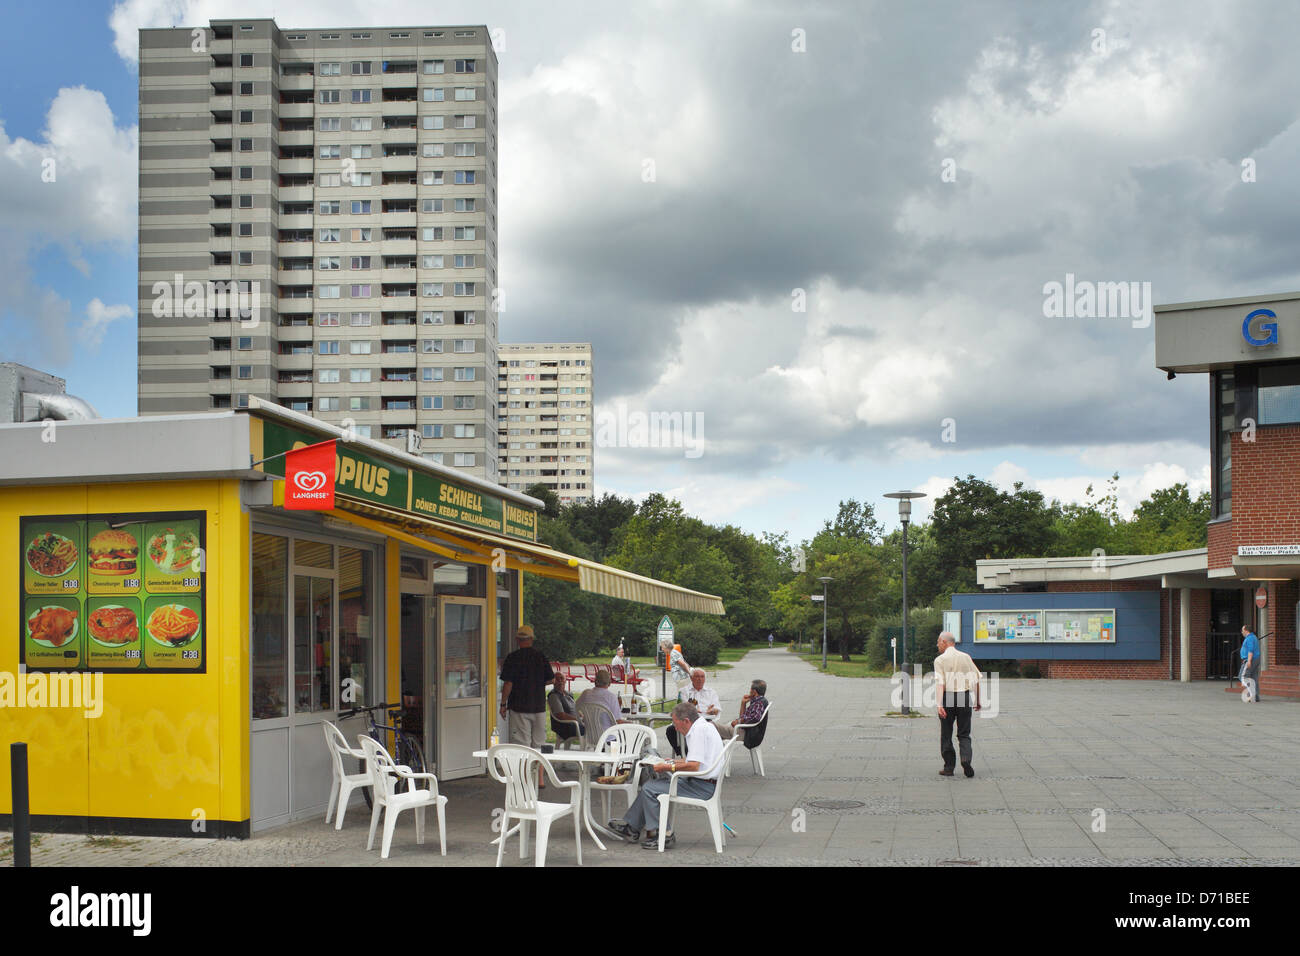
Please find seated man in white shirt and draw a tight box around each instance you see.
[607,701,724,849]
[666,668,722,755]
[610,646,628,681]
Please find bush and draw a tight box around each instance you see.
[672,617,726,666]
[1020,662,1042,679]
[980,658,1021,678]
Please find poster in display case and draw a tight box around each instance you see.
[20,511,207,673]
[973,608,1116,643]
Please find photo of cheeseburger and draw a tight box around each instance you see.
[88,528,139,577]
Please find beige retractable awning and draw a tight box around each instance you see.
[329,498,725,615]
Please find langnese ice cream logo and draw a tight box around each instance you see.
[292,470,329,494]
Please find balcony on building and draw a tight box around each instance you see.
[278,101,314,121]
[278,318,314,339]
[278,129,314,148]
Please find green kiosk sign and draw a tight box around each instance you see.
[255,418,537,542]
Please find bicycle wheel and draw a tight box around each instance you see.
[398,735,428,778]
[361,755,374,809]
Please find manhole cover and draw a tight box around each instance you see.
[939,859,979,866]
[807,800,867,811]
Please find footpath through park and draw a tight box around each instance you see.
[7,647,1300,866]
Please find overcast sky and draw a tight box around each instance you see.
[4,0,1297,544]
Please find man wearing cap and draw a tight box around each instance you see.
[499,625,555,760]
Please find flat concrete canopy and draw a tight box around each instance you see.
[8,649,1299,866]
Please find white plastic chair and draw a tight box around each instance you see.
[323,721,371,830]
[486,744,582,867]
[726,701,771,777]
[576,696,616,749]
[555,719,585,750]
[655,736,740,853]
[359,735,448,859]
[590,723,657,821]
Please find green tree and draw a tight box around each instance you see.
[523,482,561,519]
[930,476,1056,591]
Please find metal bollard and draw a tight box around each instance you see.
[10,742,30,867]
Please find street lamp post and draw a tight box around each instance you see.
[817,576,833,671]
[885,491,926,715]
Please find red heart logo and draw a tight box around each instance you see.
[294,470,327,492]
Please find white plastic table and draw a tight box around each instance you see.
[474,747,640,851]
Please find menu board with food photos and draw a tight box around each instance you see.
[20,511,206,673]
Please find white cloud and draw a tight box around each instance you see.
[81,299,133,349]
[0,87,137,364]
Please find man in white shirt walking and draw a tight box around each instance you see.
[933,631,981,778]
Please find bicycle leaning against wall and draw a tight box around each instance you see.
[338,702,429,808]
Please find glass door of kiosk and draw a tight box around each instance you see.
[399,556,435,772]
[438,597,487,779]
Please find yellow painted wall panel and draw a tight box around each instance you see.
[1,480,250,829]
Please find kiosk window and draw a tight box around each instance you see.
[252,534,288,718]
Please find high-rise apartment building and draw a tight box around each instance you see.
[497,343,594,503]
[138,19,500,478]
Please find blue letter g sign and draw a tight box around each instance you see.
[1243,308,1279,346]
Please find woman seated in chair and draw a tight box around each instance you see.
[576,668,623,739]
[547,673,584,744]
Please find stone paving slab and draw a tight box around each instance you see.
[4,647,1299,867]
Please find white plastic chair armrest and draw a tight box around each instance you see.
[392,765,439,793]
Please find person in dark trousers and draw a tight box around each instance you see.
[1240,625,1262,702]
[499,625,555,785]
[933,631,981,777]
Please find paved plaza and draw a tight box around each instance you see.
[5,648,1299,866]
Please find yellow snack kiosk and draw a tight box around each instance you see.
[0,401,723,837]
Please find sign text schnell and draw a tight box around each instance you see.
[438,484,483,513]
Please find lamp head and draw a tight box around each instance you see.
[884,490,926,523]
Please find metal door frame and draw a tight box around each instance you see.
[437,595,487,780]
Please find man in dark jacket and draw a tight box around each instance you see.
[724,679,768,746]
[499,625,555,749]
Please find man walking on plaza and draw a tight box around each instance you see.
[1240,624,1262,702]
[499,625,555,766]
[934,631,981,777]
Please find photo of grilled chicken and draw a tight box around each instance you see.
[28,606,78,647]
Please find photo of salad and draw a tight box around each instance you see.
[147,526,200,575]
